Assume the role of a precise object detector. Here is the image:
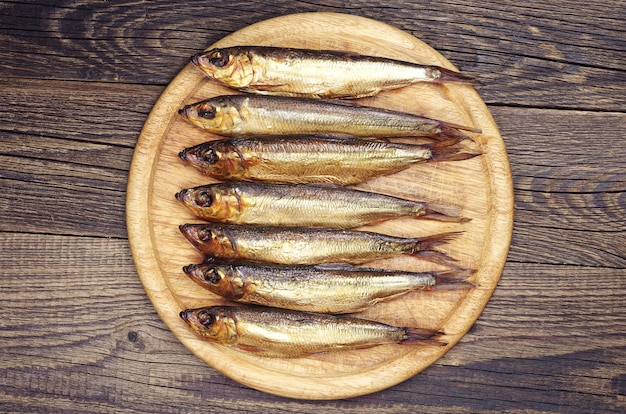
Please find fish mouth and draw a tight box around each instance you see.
[179,223,203,246]
[178,149,188,160]
[179,223,193,237]
[190,53,201,66]
[175,189,186,202]
[179,309,191,322]
[178,104,193,116]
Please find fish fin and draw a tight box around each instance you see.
[428,138,482,162]
[409,231,463,268]
[431,67,475,85]
[420,202,471,223]
[414,250,462,269]
[419,231,463,249]
[242,84,287,93]
[334,49,365,58]
[437,123,482,142]
[431,269,477,290]
[313,263,357,270]
[402,328,447,346]
[201,256,235,265]
[236,344,267,354]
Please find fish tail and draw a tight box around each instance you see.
[419,202,470,223]
[432,67,475,85]
[419,231,462,249]
[402,328,447,346]
[431,269,477,290]
[428,138,482,162]
[406,231,462,267]
[437,122,482,142]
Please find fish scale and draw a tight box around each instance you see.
[179,94,480,141]
[180,305,446,358]
[179,223,461,267]
[191,46,473,99]
[175,182,467,228]
[183,263,473,314]
[178,136,479,185]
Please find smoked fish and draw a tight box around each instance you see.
[191,46,472,99]
[184,262,474,313]
[178,94,480,140]
[175,182,467,228]
[179,223,460,267]
[180,305,445,357]
[178,136,478,185]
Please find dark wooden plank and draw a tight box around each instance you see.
[490,106,626,268]
[0,78,161,147]
[1,234,624,412]
[0,176,127,237]
[0,0,624,110]
[0,132,134,172]
[0,153,128,192]
[0,0,624,410]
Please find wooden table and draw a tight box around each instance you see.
[1,1,624,412]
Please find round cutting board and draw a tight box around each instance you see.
[126,12,513,400]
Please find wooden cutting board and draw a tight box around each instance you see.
[126,12,513,400]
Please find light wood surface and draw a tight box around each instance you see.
[126,12,513,399]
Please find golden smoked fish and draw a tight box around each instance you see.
[175,182,467,228]
[178,94,480,140]
[178,136,478,185]
[179,223,460,267]
[184,263,474,314]
[180,305,445,357]
[191,46,472,99]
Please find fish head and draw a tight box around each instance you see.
[178,96,245,135]
[183,263,245,300]
[179,224,237,259]
[178,141,247,179]
[180,306,238,345]
[191,47,255,89]
[176,184,242,222]
[178,142,219,167]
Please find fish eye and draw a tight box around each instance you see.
[197,310,215,327]
[201,148,219,164]
[209,51,230,68]
[197,105,216,119]
[197,228,214,242]
[202,268,222,284]
[196,190,213,207]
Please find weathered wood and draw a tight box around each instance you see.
[0,132,134,172]
[491,107,626,268]
[0,78,160,147]
[0,1,624,110]
[1,234,624,412]
[1,0,625,410]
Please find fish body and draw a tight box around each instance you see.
[184,263,473,313]
[180,305,445,357]
[191,46,472,99]
[175,182,465,228]
[179,223,459,267]
[178,94,479,140]
[178,136,477,185]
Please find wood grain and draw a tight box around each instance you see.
[0,1,623,110]
[1,0,625,411]
[1,235,624,412]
